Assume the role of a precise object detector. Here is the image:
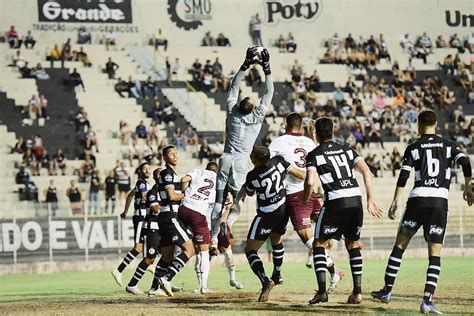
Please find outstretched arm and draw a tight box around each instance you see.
[227,70,246,112]
[354,159,383,218]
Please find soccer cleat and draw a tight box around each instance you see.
[126,285,144,295]
[347,293,362,304]
[371,289,392,304]
[271,274,283,285]
[148,286,167,297]
[305,262,312,269]
[308,291,329,304]
[111,269,123,287]
[156,277,174,297]
[146,265,155,274]
[171,285,183,293]
[257,279,275,302]
[229,279,243,289]
[420,301,443,314]
[328,270,345,293]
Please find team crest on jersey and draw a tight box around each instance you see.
[429,225,444,235]
[195,235,204,242]
[172,235,179,242]
[149,195,156,201]
[148,247,156,255]
[165,174,173,182]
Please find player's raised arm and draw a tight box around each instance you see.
[354,158,383,218]
[227,47,259,112]
[256,49,274,114]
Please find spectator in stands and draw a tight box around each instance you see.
[38,94,49,119]
[27,95,39,121]
[162,102,175,125]
[22,149,35,172]
[247,64,261,86]
[147,121,161,148]
[457,66,472,91]
[400,33,414,50]
[80,154,95,181]
[442,54,455,75]
[449,33,463,52]
[154,29,168,51]
[166,57,171,86]
[104,170,117,213]
[202,31,215,46]
[61,38,72,67]
[119,121,131,145]
[345,33,357,50]
[89,169,101,214]
[74,46,92,67]
[105,30,116,50]
[34,149,51,176]
[6,25,21,48]
[332,86,345,105]
[12,136,26,154]
[417,32,433,54]
[114,77,129,97]
[128,138,144,166]
[75,107,91,132]
[293,96,306,114]
[391,147,402,177]
[33,134,44,157]
[436,35,448,48]
[66,180,83,214]
[44,179,58,217]
[286,33,297,52]
[378,35,391,61]
[277,34,286,52]
[115,161,131,205]
[24,30,36,49]
[249,13,263,46]
[105,57,119,79]
[127,76,142,98]
[33,63,50,80]
[142,76,159,99]
[198,139,212,163]
[468,32,474,53]
[216,33,231,47]
[173,126,185,150]
[52,149,66,175]
[408,46,427,64]
[69,68,85,92]
[78,27,91,44]
[277,99,291,116]
[367,124,384,149]
[48,44,62,68]
[329,33,341,51]
[85,127,99,153]
[171,58,180,80]
[135,121,148,139]
[184,125,199,151]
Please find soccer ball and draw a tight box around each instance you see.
[250,46,265,62]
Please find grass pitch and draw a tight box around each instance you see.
[0,256,473,315]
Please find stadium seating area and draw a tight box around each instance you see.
[0,32,472,245]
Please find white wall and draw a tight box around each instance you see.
[0,0,471,49]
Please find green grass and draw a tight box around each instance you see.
[0,256,473,315]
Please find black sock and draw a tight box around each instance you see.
[348,248,363,295]
[152,259,170,288]
[271,243,284,278]
[383,246,404,293]
[128,260,149,287]
[327,263,335,274]
[313,247,327,293]
[166,252,190,282]
[118,249,139,272]
[246,250,268,286]
[423,256,441,303]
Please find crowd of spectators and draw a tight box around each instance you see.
[201,31,231,47]
[190,57,229,92]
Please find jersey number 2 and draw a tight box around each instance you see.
[197,179,214,197]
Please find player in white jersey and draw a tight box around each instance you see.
[179,162,218,294]
[269,113,344,291]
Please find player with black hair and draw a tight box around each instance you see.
[304,117,383,305]
[210,47,273,255]
[236,146,306,302]
[372,110,473,314]
[112,162,152,290]
[149,145,194,297]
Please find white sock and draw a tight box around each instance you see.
[305,237,314,251]
[223,249,236,281]
[306,252,312,265]
[200,251,210,289]
[195,253,202,288]
[226,203,241,228]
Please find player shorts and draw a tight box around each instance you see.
[399,204,448,244]
[105,193,116,201]
[218,222,231,250]
[315,205,363,241]
[247,204,287,241]
[118,183,130,193]
[178,205,211,245]
[284,191,320,231]
[158,212,192,248]
[216,153,250,194]
[132,215,146,244]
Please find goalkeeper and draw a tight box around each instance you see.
[210,47,273,250]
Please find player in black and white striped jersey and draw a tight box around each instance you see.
[372,110,473,314]
[304,117,382,305]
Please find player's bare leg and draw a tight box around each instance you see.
[345,239,363,304]
[245,239,275,302]
[269,233,284,285]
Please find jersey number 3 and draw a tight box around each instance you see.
[294,148,307,168]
